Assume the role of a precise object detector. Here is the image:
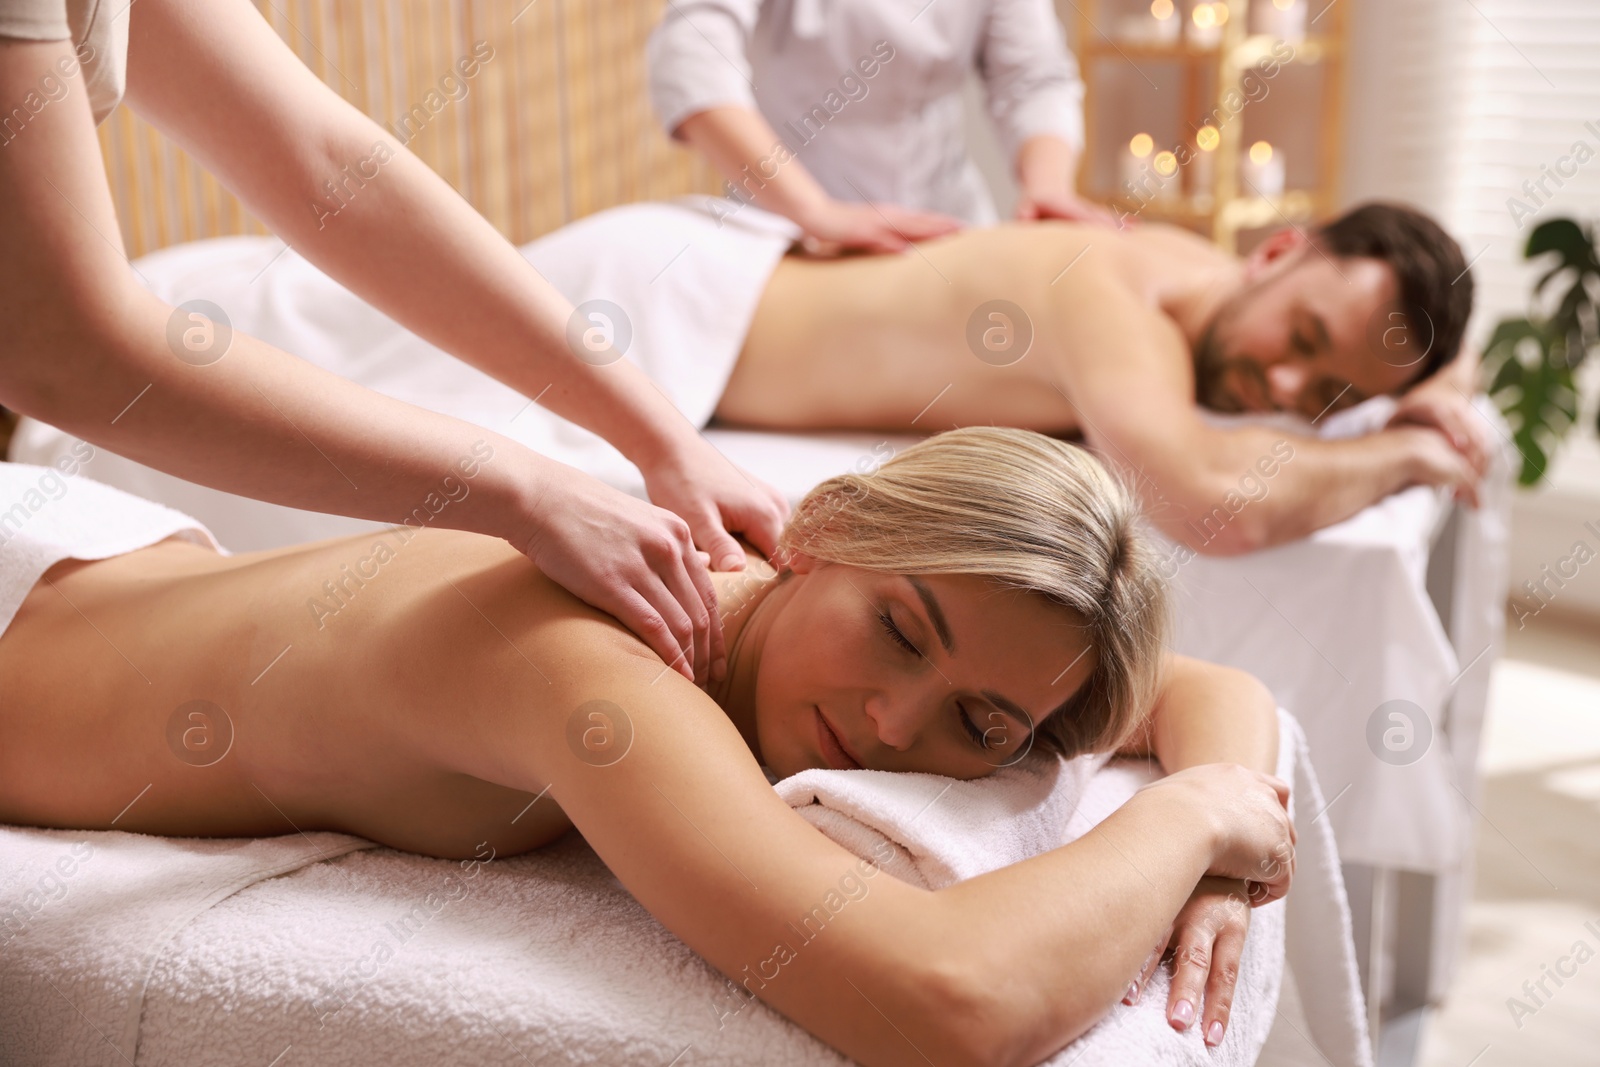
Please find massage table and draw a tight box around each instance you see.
[4,207,1510,1064]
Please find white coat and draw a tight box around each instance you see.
[648,0,1086,224]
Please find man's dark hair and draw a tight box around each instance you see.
[1312,201,1473,383]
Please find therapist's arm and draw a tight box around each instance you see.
[126,0,788,584]
[675,105,963,255]
[978,0,1110,225]
[1013,134,1113,226]
[645,0,959,254]
[0,33,723,686]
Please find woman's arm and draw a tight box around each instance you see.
[675,105,963,255]
[0,32,726,685]
[1114,654,1283,1046]
[1117,653,1279,775]
[444,589,1292,1067]
[126,0,792,613]
[979,0,1106,225]
[645,0,958,254]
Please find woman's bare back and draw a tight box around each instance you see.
[0,528,582,860]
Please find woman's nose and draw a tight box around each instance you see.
[861,692,925,751]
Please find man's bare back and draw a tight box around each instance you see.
[715,221,1231,435]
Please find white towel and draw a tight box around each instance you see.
[775,748,1112,889]
[0,460,224,635]
[775,709,1370,1066]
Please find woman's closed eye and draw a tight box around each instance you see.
[877,610,996,751]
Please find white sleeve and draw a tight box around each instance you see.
[646,0,764,139]
[977,0,1087,161]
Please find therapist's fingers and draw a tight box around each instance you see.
[654,529,718,687]
[874,203,964,242]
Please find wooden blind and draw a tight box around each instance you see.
[96,0,722,258]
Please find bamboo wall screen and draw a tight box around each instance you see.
[98,0,722,259]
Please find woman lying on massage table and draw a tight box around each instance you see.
[0,428,1293,1067]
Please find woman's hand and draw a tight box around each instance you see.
[637,433,791,573]
[795,199,964,256]
[510,460,726,686]
[1014,187,1118,227]
[1144,763,1296,904]
[1163,877,1252,1047]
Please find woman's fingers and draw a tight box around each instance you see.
[1165,879,1250,1048]
[1201,921,1246,1047]
[1124,923,1171,1004]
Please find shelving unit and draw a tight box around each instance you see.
[1067,0,1346,251]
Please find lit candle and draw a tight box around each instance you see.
[1187,2,1225,47]
[1120,132,1155,198]
[1117,0,1180,44]
[1192,124,1220,200]
[1254,0,1306,43]
[1149,0,1180,44]
[1239,140,1285,199]
[1151,150,1181,202]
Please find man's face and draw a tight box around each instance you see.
[1194,247,1425,420]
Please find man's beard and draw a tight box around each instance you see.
[1192,290,1268,414]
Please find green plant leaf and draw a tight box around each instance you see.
[1528,218,1600,287]
[1488,336,1579,485]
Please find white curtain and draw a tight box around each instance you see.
[1343,0,1600,344]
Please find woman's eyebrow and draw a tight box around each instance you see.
[905,575,954,654]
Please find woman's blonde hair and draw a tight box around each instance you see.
[775,427,1169,760]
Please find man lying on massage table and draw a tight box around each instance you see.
[712,200,1489,554]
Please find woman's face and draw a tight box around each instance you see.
[754,556,1097,780]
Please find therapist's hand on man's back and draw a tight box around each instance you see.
[794,198,965,257]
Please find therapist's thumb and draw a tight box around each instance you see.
[696,523,748,572]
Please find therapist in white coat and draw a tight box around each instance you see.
[649,0,1105,255]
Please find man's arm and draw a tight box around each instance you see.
[1388,347,1494,477]
[1054,286,1478,554]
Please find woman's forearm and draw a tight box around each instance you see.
[1015,134,1077,197]
[676,106,833,227]
[1121,655,1279,775]
[123,0,702,472]
[928,785,1220,1065]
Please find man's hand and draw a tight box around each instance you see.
[1390,424,1483,508]
[1163,877,1252,1048]
[1014,187,1117,227]
[795,199,964,256]
[1387,374,1493,477]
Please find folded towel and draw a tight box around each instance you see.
[777,709,1370,1066]
[775,748,1113,888]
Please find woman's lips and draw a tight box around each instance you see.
[815,706,863,770]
